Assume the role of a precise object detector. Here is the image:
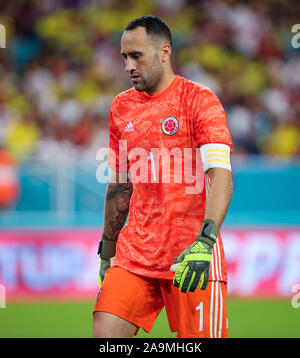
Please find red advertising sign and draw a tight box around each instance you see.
[223,228,300,297]
[0,230,100,300]
[0,228,299,299]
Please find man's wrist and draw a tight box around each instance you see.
[97,234,116,259]
[196,219,219,247]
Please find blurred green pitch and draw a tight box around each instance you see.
[0,298,299,338]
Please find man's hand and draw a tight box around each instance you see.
[99,258,111,287]
[97,234,116,288]
[170,219,219,293]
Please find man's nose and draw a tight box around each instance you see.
[125,58,136,73]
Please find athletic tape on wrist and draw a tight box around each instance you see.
[97,235,116,259]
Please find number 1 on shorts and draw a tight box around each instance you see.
[196,301,203,331]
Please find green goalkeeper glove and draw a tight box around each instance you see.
[97,235,116,287]
[170,219,219,293]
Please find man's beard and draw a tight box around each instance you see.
[134,54,163,93]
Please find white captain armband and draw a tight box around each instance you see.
[200,143,232,172]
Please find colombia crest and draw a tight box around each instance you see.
[161,116,179,135]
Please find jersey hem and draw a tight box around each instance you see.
[112,263,227,283]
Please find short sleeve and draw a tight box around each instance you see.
[194,88,233,152]
[108,106,129,172]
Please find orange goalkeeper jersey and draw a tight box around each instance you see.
[107,75,232,281]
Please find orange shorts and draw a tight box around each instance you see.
[93,266,228,338]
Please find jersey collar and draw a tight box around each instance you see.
[137,75,180,101]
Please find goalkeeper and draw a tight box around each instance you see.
[93,16,233,338]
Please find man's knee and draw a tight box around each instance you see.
[93,311,137,338]
[93,311,108,338]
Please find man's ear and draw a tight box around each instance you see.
[160,43,172,63]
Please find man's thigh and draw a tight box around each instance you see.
[160,279,228,338]
[93,311,137,338]
[93,266,164,334]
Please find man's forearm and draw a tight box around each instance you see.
[102,181,133,242]
[204,168,233,228]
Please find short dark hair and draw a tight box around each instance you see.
[125,15,173,48]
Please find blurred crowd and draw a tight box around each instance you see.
[0,0,300,163]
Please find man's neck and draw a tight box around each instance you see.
[146,70,176,95]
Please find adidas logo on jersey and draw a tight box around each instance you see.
[124,122,134,132]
